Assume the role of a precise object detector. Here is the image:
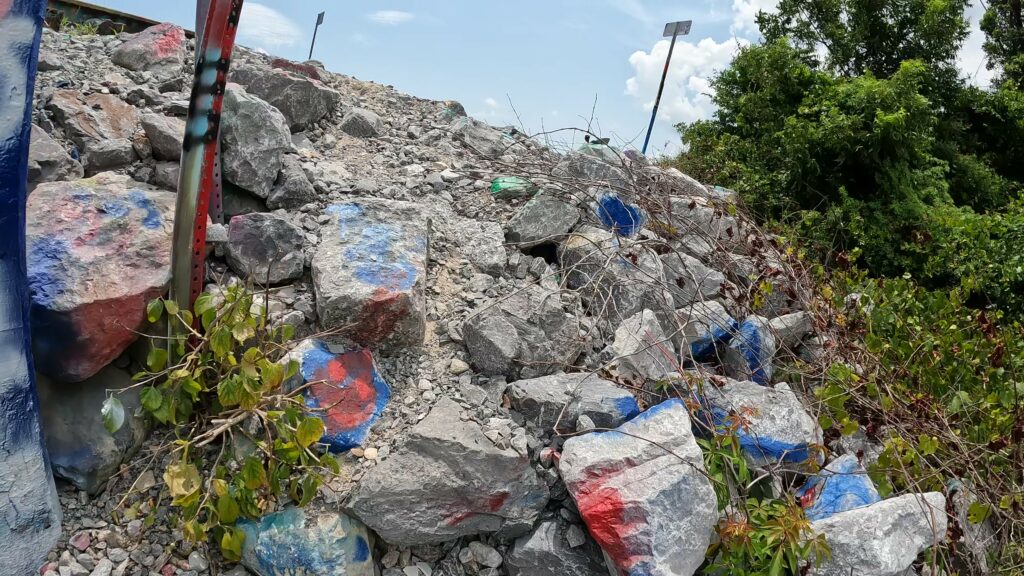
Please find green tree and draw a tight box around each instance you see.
[981,0,1024,88]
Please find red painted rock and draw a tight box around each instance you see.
[111,23,186,78]
[559,399,717,576]
[27,173,175,382]
[312,199,428,346]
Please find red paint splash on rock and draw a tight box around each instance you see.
[309,349,378,430]
[571,468,650,574]
[443,491,510,526]
[353,287,409,345]
[271,58,322,80]
[150,23,185,59]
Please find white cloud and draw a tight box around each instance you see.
[368,10,415,25]
[625,36,748,126]
[958,0,995,87]
[607,0,653,26]
[484,97,499,109]
[731,0,778,37]
[237,3,302,50]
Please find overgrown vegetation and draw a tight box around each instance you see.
[669,0,1024,570]
[104,285,334,560]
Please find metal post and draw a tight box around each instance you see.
[309,11,324,60]
[642,20,691,155]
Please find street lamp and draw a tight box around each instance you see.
[641,20,691,155]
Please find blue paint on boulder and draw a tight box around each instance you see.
[797,454,881,521]
[596,193,645,237]
[729,318,773,385]
[709,408,811,463]
[688,319,739,362]
[239,507,375,576]
[26,234,69,308]
[610,395,642,422]
[128,190,162,229]
[295,340,391,452]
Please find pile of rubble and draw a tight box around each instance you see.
[18,22,955,576]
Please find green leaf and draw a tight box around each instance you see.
[295,416,325,449]
[194,292,216,316]
[232,322,256,344]
[211,327,233,358]
[140,387,163,412]
[917,434,939,456]
[101,395,125,434]
[164,462,201,506]
[164,299,179,316]
[218,377,243,407]
[280,324,295,342]
[146,299,164,323]
[146,347,168,372]
[967,501,992,524]
[216,494,240,524]
[220,526,246,562]
[240,457,268,490]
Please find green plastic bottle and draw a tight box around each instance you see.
[490,176,538,199]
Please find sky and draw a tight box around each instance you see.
[100,0,995,157]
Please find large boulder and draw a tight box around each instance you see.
[609,309,676,383]
[505,192,581,248]
[559,399,718,576]
[553,151,629,190]
[451,117,513,158]
[559,226,674,326]
[38,366,146,494]
[810,492,947,576]
[723,316,777,385]
[27,173,174,382]
[110,23,186,78]
[312,199,428,346]
[505,519,608,576]
[225,212,305,285]
[28,124,82,185]
[662,251,727,308]
[675,300,736,360]
[703,379,822,467]
[47,90,138,172]
[221,84,292,199]
[345,398,548,545]
[663,196,742,250]
[239,507,374,576]
[506,372,639,433]
[231,63,342,132]
[338,108,385,138]
[139,113,185,161]
[796,454,880,521]
[284,340,391,452]
[267,154,316,210]
[463,284,581,379]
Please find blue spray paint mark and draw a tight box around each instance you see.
[26,235,69,308]
[326,203,364,239]
[731,319,770,385]
[342,224,418,291]
[353,536,370,562]
[609,395,641,421]
[128,190,162,229]
[708,407,811,463]
[596,193,645,237]
[797,455,880,521]
[100,199,130,218]
[688,319,739,361]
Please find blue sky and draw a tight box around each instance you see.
[101,0,992,157]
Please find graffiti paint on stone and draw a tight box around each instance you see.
[293,339,391,452]
[239,507,375,576]
[797,454,881,521]
[0,0,62,573]
[595,192,645,237]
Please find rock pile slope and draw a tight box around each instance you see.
[23,23,951,576]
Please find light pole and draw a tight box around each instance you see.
[309,11,325,60]
[641,20,691,155]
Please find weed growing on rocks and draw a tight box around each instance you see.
[103,284,336,561]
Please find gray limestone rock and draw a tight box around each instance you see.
[28,124,82,185]
[345,398,548,545]
[506,372,639,433]
[139,113,185,161]
[267,155,316,210]
[226,213,305,285]
[339,108,385,138]
[505,193,581,248]
[661,251,727,308]
[221,84,292,199]
[505,519,607,576]
[232,63,343,132]
[609,309,676,383]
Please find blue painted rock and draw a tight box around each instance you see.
[1,2,63,573]
[312,199,428,346]
[27,172,174,382]
[346,398,548,545]
[110,23,186,79]
[701,379,822,467]
[506,372,639,432]
[797,454,881,521]
[239,507,374,576]
[285,339,390,452]
[723,315,777,385]
[676,300,737,362]
[38,366,147,494]
[593,192,645,238]
[559,399,717,576]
